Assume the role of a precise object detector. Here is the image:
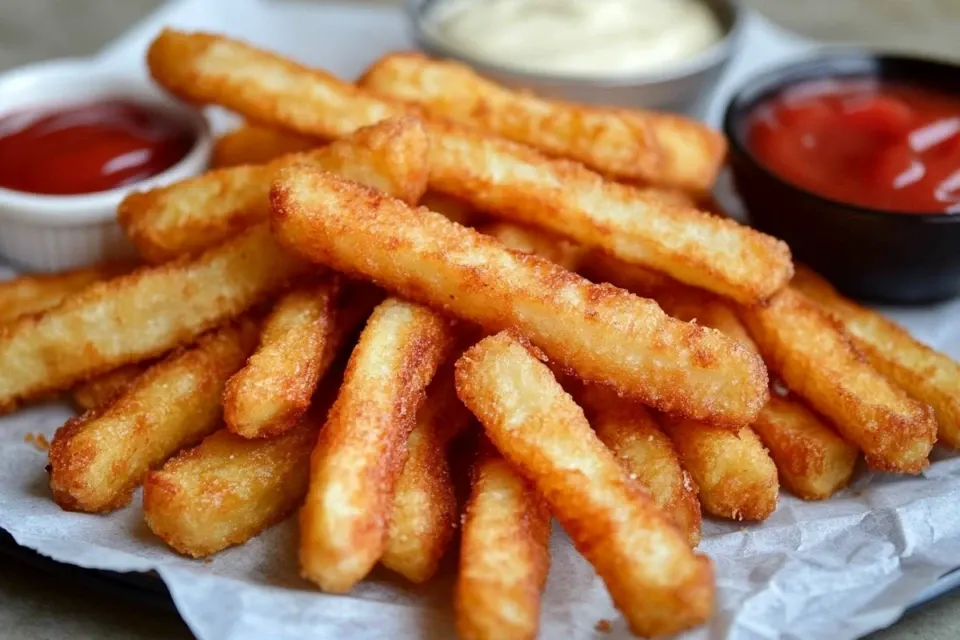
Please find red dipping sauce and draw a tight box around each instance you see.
[0,100,195,196]
[746,78,960,214]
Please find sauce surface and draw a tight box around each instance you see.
[426,0,723,77]
[0,100,194,196]
[747,78,960,214]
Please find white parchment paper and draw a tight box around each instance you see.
[2,2,960,639]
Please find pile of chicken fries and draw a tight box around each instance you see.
[2,30,958,639]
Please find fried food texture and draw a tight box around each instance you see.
[0,262,135,324]
[793,266,960,449]
[271,167,768,428]
[360,51,726,193]
[455,438,551,640]
[454,332,714,638]
[71,364,149,412]
[211,124,321,168]
[479,222,586,272]
[299,298,455,593]
[739,287,936,473]
[119,116,430,262]
[0,224,306,413]
[49,320,259,513]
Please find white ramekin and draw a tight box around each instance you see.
[0,58,212,272]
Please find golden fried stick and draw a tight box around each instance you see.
[792,266,960,449]
[455,438,551,640]
[0,224,306,414]
[49,320,259,513]
[223,277,340,439]
[382,361,475,583]
[572,384,702,546]
[752,393,859,500]
[479,222,586,272]
[455,332,714,637]
[271,168,768,427]
[300,298,455,592]
[739,287,936,473]
[120,116,429,263]
[147,30,792,303]
[419,192,478,226]
[0,262,133,324]
[211,124,321,168]
[71,364,148,411]
[360,51,726,193]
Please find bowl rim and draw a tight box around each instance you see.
[0,57,212,226]
[408,0,745,87]
[722,47,960,223]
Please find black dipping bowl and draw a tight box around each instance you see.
[723,51,960,304]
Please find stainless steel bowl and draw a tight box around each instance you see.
[406,0,744,114]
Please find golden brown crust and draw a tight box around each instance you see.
[70,364,149,412]
[299,298,455,593]
[454,332,714,638]
[271,167,768,427]
[752,394,859,500]
[119,116,430,263]
[360,52,725,193]
[419,191,478,226]
[0,262,135,324]
[455,438,551,640]
[49,320,259,513]
[223,278,340,439]
[0,224,306,414]
[479,222,587,272]
[793,266,960,449]
[573,383,702,546]
[739,287,936,473]
[211,124,322,168]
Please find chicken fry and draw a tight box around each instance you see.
[146,30,792,303]
[120,116,429,262]
[0,224,307,414]
[71,364,148,412]
[0,262,133,323]
[360,51,726,193]
[382,360,475,583]
[300,298,455,593]
[211,124,321,168]
[455,438,551,640]
[792,266,960,449]
[223,277,340,439]
[479,222,586,272]
[739,287,936,473]
[271,167,768,427]
[49,319,259,513]
[455,332,713,637]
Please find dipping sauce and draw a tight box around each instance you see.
[747,78,960,214]
[425,0,723,77]
[0,100,194,196]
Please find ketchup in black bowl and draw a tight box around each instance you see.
[0,100,195,196]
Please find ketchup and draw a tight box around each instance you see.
[0,100,194,196]
[746,78,960,214]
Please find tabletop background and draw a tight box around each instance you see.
[1,1,958,638]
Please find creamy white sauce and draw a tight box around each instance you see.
[425,0,724,77]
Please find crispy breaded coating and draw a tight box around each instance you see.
[419,191,478,226]
[425,120,791,304]
[223,278,340,439]
[300,298,455,593]
[360,51,726,193]
[752,393,859,500]
[454,332,714,637]
[382,361,475,583]
[580,248,676,298]
[271,167,768,427]
[479,222,586,272]
[71,364,148,412]
[455,438,551,640]
[656,287,760,356]
[793,266,960,449]
[49,320,259,513]
[120,116,429,262]
[0,262,134,323]
[662,420,779,521]
[146,30,791,303]
[0,224,307,413]
[739,287,936,473]
[211,124,321,168]
[573,383,702,546]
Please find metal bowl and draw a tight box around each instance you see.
[406,0,744,114]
